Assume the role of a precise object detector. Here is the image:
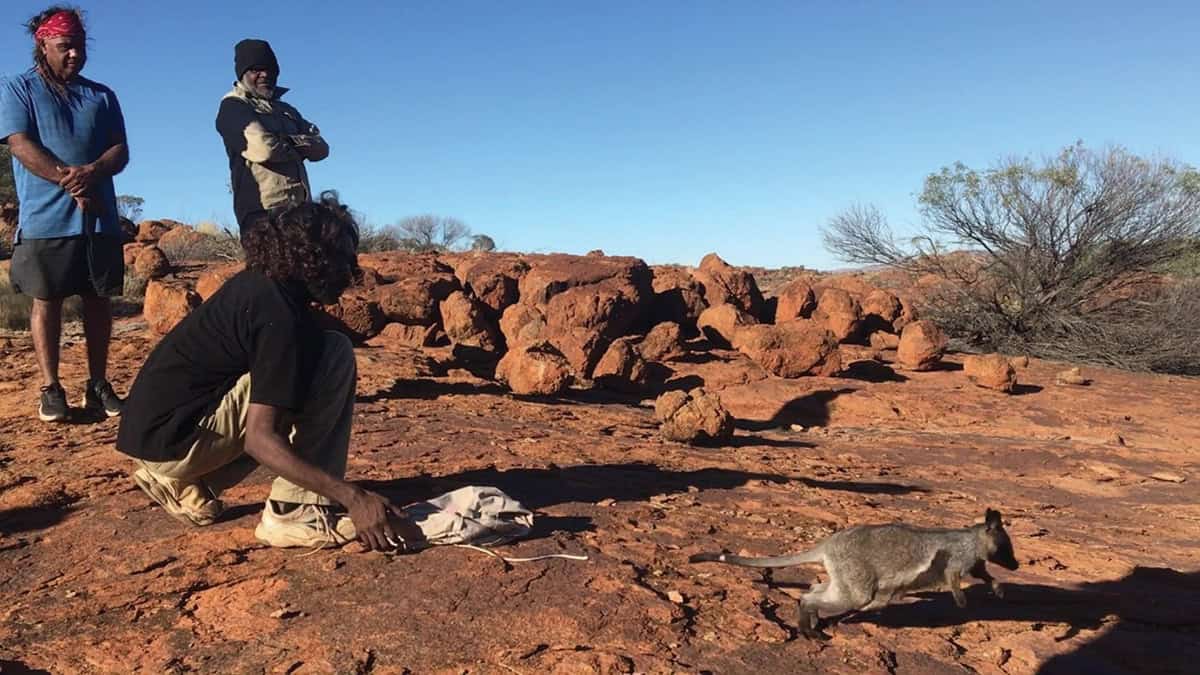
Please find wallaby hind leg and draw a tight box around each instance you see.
[798,585,861,640]
[970,560,1003,599]
[945,569,967,608]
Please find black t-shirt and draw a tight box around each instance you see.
[117,269,325,461]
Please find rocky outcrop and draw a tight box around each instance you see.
[731,321,842,378]
[654,388,734,445]
[692,253,765,320]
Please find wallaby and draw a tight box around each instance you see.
[689,508,1019,639]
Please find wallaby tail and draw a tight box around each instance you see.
[688,546,823,569]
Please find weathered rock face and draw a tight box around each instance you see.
[505,254,654,378]
[447,254,530,319]
[439,291,501,353]
[495,341,572,396]
[869,330,901,351]
[499,303,547,349]
[144,279,201,335]
[862,289,903,325]
[731,321,842,378]
[697,303,756,348]
[318,292,386,343]
[964,353,1018,393]
[654,388,734,445]
[651,267,708,335]
[364,253,461,325]
[195,264,243,301]
[592,336,648,392]
[122,242,143,267]
[135,220,175,244]
[133,246,170,279]
[692,253,765,320]
[773,279,817,323]
[814,288,862,343]
[155,226,209,259]
[893,295,919,332]
[897,319,948,371]
[370,322,440,350]
[638,321,685,363]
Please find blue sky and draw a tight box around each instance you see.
[3,1,1196,269]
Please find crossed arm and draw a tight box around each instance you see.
[243,402,420,551]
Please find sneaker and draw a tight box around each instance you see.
[82,379,124,417]
[254,501,357,549]
[38,383,69,423]
[132,468,225,526]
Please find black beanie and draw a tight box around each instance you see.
[234,39,279,79]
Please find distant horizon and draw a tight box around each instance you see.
[3,1,1196,269]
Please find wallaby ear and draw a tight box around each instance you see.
[985,508,1002,530]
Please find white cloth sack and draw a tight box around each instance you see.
[401,485,534,549]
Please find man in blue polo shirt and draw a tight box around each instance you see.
[0,6,129,423]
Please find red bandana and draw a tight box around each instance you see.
[34,11,85,41]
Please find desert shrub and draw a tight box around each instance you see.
[158,229,243,263]
[823,143,1200,373]
[357,215,495,254]
[0,273,81,331]
[0,146,15,205]
[122,273,147,301]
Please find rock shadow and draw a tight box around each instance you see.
[843,566,1199,675]
[838,360,908,383]
[0,661,52,675]
[360,461,924,512]
[0,503,72,535]
[1011,383,1044,396]
[734,388,857,431]
[357,378,507,403]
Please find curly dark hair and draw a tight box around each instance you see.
[242,192,361,302]
[27,6,87,96]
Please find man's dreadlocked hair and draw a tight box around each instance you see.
[242,191,361,296]
[27,5,86,97]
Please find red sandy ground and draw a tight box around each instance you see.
[0,317,1197,674]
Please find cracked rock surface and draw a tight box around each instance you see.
[1,313,1197,674]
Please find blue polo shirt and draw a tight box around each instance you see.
[0,69,125,239]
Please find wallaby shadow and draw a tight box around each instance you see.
[1011,383,1044,396]
[722,434,817,449]
[0,503,73,535]
[845,566,1199,675]
[359,461,925,512]
[735,388,857,431]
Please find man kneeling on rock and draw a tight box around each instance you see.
[116,193,417,550]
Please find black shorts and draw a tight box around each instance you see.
[9,233,124,300]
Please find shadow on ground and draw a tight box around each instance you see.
[361,461,925,511]
[845,567,1198,675]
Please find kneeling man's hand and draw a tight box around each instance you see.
[346,489,422,552]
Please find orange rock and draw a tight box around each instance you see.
[639,321,685,362]
[195,264,243,301]
[439,291,501,353]
[897,320,948,371]
[133,246,170,279]
[499,303,547,348]
[964,353,1018,393]
[654,388,733,445]
[593,336,648,392]
[122,242,144,267]
[813,288,862,343]
[732,321,842,378]
[495,341,572,396]
[143,279,200,335]
[651,266,708,335]
[135,219,174,243]
[697,303,756,348]
[692,253,765,320]
[774,279,817,323]
[371,322,440,349]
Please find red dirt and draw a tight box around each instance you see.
[1,317,1198,674]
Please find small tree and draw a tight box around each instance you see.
[0,145,16,205]
[394,214,471,252]
[823,143,1200,372]
[116,194,144,222]
[470,234,496,252]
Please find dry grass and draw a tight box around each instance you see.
[158,230,243,263]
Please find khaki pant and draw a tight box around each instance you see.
[137,331,356,506]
